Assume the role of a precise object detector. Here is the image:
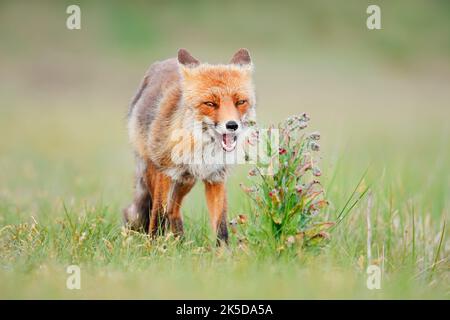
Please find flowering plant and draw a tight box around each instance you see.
[236,114,333,252]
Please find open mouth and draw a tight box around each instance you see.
[221,133,237,152]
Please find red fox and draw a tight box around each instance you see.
[123,49,256,243]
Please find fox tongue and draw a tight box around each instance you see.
[223,134,233,148]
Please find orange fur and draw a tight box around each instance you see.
[124,49,256,244]
[204,181,228,243]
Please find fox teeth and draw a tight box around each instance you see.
[222,134,237,152]
[221,139,237,152]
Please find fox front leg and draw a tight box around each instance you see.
[204,181,229,245]
[165,178,196,238]
[147,171,170,237]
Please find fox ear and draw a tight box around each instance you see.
[230,48,252,66]
[178,49,200,68]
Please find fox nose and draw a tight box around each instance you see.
[225,121,239,131]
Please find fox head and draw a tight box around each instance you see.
[178,48,256,152]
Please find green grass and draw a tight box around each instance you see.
[0,96,448,299]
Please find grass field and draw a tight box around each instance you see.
[0,1,449,299]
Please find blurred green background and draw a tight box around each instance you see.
[0,1,449,299]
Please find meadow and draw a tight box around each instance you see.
[0,1,449,299]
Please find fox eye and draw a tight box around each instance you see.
[236,99,247,106]
[204,101,217,108]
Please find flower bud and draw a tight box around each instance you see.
[313,167,322,177]
[298,121,308,129]
[308,131,321,140]
[300,113,310,122]
[310,142,320,151]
